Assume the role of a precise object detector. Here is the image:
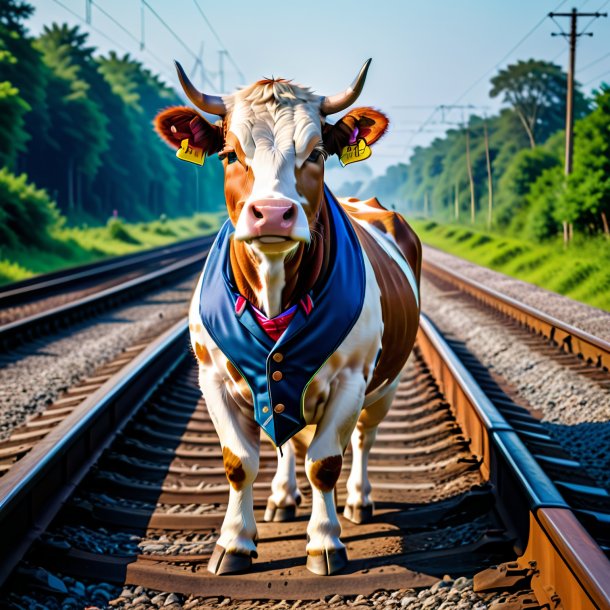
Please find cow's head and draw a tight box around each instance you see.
[155,60,388,259]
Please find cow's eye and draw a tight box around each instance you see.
[306,149,324,164]
[227,152,238,164]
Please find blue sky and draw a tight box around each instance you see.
[28,1,610,177]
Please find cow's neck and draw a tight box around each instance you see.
[230,199,330,318]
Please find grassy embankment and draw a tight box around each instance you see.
[410,220,610,312]
[0,213,225,286]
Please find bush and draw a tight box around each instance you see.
[0,168,61,251]
[106,217,140,244]
[194,214,212,230]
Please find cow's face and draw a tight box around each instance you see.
[155,61,388,259]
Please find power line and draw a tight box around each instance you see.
[400,0,578,161]
[584,66,610,85]
[452,0,569,106]
[51,0,130,54]
[191,0,245,84]
[548,7,608,176]
[141,0,198,63]
[580,50,610,71]
[51,0,180,86]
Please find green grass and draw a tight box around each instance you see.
[410,220,610,312]
[0,212,226,286]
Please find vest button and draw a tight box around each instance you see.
[272,352,284,363]
[262,406,269,414]
[274,403,285,414]
[272,371,283,381]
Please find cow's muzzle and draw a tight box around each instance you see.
[235,198,309,244]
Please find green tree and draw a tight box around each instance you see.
[495,145,561,229]
[490,59,587,148]
[525,166,564,240]
[559,85,610,234]
[32,24,109,213]
[0,40,30,168]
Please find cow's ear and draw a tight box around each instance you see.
[322,107,389,156]
[154,106,223,155]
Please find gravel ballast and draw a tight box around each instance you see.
[424,245,610,342]
[421,268,610,491]
[0,278,196,440]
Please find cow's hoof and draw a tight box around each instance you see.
[207,544,252,575]
[344,503,374,524]
[264,499,296,522]
[306,547,348,575]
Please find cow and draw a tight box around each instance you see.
[154,59,421,576]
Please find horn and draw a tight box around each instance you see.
[320,58,372,116]
[174,60,226,116]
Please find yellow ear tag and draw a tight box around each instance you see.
[176,138,206,166]
[339,138,372,167]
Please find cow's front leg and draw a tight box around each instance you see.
[344,383,396,523]
[264,441,302,522]
[199,367,260,575]
[305,374,365,575]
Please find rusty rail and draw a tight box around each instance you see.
[418,315,610,610]
[0,320,190,585]
[0,312,608,608]
[0,241,213,350]
[422,257,610,371]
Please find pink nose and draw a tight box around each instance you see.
[246,199,297,237]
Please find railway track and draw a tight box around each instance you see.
[0,314,608,609]
[0,234,215,350]
[421,257,610,373]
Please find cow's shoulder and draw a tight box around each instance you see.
[338,196,421,284]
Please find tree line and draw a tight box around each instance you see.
[359,59,610,242]
[0,0,223,231]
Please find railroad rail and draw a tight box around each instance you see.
[0,235,213,308]
[0,314,608,609]
[0,235,215,350]
[422,256,610,372]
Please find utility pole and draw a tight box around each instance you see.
[437,104,487,226]
[465,127,475,224]
[454,180,459,222]
[85,0,91,24]
[548,8,606,243]
[140,0,145,50]
[483,120,493,230]
[218,50,228,92]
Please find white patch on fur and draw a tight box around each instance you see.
[254,253,286,318]
[226,81,321,242]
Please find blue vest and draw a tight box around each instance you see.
[199,186,365,447]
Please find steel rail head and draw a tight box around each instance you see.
[417,312,610,609]
[0,248,211,349]
[0,234,216,305]
[0,319,189,586]
[421,256,610,371]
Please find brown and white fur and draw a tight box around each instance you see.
[155,60,421,576]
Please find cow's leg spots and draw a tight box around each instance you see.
[222,446,246,490]
[345,384,396,524]
[304,374,366,575]
[265,441,302,522]
[309,455,342,492]
[194,342,212,366]
[198,367,259,574]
